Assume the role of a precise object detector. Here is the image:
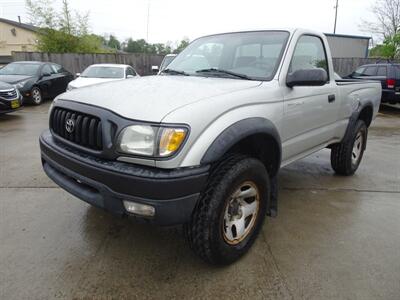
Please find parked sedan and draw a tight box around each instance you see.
[0,61,74,105]
[0,81,22,115]
[67,64,139,90]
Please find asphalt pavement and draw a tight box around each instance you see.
[1,103,399,299]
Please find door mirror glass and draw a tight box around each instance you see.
[288,35,329,87]
[286,68,328,87]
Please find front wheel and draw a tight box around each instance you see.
[185,155,270,265]
[31,87,43,105]
[331,120,367,175]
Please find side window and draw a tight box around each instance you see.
[51,64,64,74]
[42,64,53,75]
[363,66,377,76]
[290,35,329,77]
[377,66,387,76]
[353,67,366,76]
[126,67,136,77]
[396,66,400,78]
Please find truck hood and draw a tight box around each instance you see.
[60,76,261,121]
[69,76,125,89]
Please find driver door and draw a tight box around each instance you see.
[38,64,58,98]
[281,35,338,162]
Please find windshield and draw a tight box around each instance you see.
[166,31,289,80]
[81,66,124,79]
[0,63,41,76]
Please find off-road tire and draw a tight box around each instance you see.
[185,154,270,265]
[331,120,367,176]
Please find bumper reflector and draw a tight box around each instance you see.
[123,200,155,217]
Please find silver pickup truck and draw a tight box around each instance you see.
[40,28,381,265]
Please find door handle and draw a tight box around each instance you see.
[328,94,336,103]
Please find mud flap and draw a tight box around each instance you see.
[267,174,278,217]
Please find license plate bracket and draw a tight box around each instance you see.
[11,99,20,109]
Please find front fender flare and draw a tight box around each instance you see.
[200,117,282,167]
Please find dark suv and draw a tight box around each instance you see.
[348,63,400,104]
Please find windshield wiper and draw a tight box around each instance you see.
[161,68,189,76]
[196,68,252,80]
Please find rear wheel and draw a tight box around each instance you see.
[31,87,42,105]
[185,155,270,265]
[331,120,367,175]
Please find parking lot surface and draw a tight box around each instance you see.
[1,103,399,299]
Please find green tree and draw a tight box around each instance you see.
[173,38,190,54]
[361,0,400,41]
[370,34,400,59]
[123,38,148,53]
[26,0,107,53]
[106,34,121,50]
[26,0,57,28]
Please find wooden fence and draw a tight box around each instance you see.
[12,52,164,76]
[10,52,399,77]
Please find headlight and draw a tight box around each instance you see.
[117,125,188,157]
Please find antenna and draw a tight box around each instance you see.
[333,0,339,34]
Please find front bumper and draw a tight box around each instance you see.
[40,130,209,225]
[0,96,23,114]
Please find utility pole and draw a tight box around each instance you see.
[146,0,150,42]
[333,0,339,34]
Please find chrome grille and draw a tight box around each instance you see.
[0,89,18,100]
[50,107,103,151]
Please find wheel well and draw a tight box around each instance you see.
[358,105,373,127]
[225,133,281,177]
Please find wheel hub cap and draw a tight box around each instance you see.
[33,89,41,103]
[222,182,260,245]
[352,131,363,165]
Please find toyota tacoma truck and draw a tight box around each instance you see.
[40,29,381,265]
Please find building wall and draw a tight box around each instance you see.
[0,21,37,55]
[325,36,370,58]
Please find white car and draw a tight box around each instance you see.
[67,64,139,90]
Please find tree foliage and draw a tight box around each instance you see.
[361,0,400,40]
[122,38,174,55]
[105,34,121,50]
[370,34,400,59]
[26,0,108,53]
[362,0,400,59]
[173,38,190,54]
[26,0,191,55]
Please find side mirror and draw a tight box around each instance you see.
[42,72,51,77]
[126,74,135,78]
[151,66,159,74]
[286,68,328,88]
[76,73,81,77]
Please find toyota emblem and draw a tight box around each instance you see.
[65,119,75,133]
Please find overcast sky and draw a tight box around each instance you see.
[0,0,377,44]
